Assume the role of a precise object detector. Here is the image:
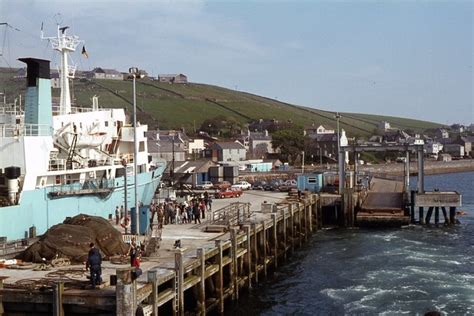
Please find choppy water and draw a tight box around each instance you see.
[228,172,474,315]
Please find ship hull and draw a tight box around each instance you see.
[0,168,163,241]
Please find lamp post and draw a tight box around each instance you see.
[129,67,141,235]
[336,112,341,159]
[301,151,305,174]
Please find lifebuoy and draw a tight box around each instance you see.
[120,216,130,228]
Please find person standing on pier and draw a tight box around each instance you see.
[129,240,140,268]
[86,243,102,289]
[115,206,120,225]
[193,200,201,224]
[204,191,209,210]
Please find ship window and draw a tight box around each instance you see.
[139,141,145,152]
[308,177,317,184]
[105,121,109,127]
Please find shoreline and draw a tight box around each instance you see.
[358,160,474,177]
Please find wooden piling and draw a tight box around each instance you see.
[252,224,258,283]
[215,240,224,314]
[303,202,308,242]
[425,207,434,224]
[441,207,449,225]
[175,248,185,315]
[230,228,238,300]
[147,270,159,316]
[449,207,456,225]
[271,214,278,268]
[434,207,440,225]
[197,248,206,314]
[289,204,295,252]
[244,226,252,288]
[116,268,136,316]
[410,190,416,223]
[419,207,424,224]
[53,282,64,316]
[261,221,267,278]
[281,209,287,261]
[0,276,6,316]
[297,203,302,248]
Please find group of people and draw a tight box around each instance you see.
[149,191,213,227]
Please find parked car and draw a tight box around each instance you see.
[215,188,243,199]
[231,181,252,190]
[195,181,213,190]
[278,179,297,192]
[213,181,231,190]
[264,179,284,191]
[252,180,267,190]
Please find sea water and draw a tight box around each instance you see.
[228,171,474,315]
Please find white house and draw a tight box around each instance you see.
[188,138,205,156]
[425,142,442,156]
[304,124,335,137]
[378,121,391,131]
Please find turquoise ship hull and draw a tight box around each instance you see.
[0,166,165,241]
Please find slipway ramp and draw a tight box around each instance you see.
[358,178,409,227]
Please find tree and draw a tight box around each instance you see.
[271,128,305,163]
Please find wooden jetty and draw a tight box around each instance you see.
[0,193,349,315]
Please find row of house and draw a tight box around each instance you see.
[15,68,188,84]
[146,128,274,164]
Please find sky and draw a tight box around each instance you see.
[0,0,472,125]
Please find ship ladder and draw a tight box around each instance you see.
[66,133,78,169]
[174,272,179,314]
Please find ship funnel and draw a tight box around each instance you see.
[18,58,52,136]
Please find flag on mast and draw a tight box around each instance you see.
[81,45,89,58]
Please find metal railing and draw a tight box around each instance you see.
[210,202,251,226]
[0,124,52,137]
[47,178,115,195]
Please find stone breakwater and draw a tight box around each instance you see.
[358,160,474,177]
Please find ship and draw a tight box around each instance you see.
[0,25,166,241]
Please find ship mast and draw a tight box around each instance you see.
[42,25,81,115]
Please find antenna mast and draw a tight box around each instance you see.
[42,25,82,115]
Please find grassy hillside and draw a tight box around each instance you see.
[0,67,443,136]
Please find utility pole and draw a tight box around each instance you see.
[129,67,142,235]
[301,151,305,174]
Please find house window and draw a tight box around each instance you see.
[139,141,145,152]
[105,121,109,127]
[308,177,317,184]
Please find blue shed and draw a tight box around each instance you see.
[297,173,323,192]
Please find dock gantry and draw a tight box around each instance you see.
[338,144,462,227]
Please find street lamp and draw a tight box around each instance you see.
[335,112,341,159]
[129,67,144,235]
[301,151,305,174]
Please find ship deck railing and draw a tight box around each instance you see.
[47,178,116,197]
[0,124,52,137]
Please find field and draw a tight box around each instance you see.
[0,67,442,136]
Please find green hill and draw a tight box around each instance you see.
[0,67,443,136]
